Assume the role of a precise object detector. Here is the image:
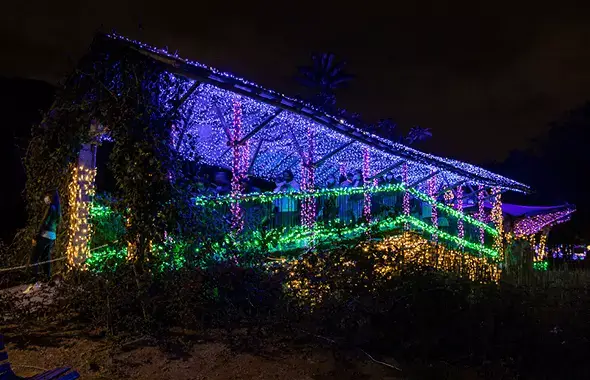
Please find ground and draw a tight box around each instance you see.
[3,327,407,380]
[0,281,401,380]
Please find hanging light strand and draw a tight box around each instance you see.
[230,99,245,232]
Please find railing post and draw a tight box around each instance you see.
[362,147,372,221]
[402,162,410,230]
[456,185,464,244]
[66,143,97,269]
[427,170,438,242]
[230,99,246,232]
[477,185,486,250]
[491,187,504,264]
[301,124,316,229]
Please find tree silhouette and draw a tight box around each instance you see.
[489,102,590,242]
[406,125,432,145]
[296,52,354,108]
[366,118,401,142]
[365,120,432,146]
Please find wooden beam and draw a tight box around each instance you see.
[436,179,468,197]
[312,140,355,168]
[167,81,201,117]
[288,128,305,160]
[118,39,530,193]
[408,170,440,188]
[247,138,265,174]
[473,192,500,207]
[367,160,406,181]
[173,100,201,153]
[237,109,283,145]
[453,188,501,208]
[219,109,283,160]
[213,104,232,141]
[454,186,491,204]
[268,152,296,177]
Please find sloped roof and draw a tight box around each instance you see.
[92,33,530,194]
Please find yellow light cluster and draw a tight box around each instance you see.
[537,233,547,262]
[282,232,501,307]
[374,233,501,283]
[65,164,96,269]
[524,232,547,262]
[491,188,504,262]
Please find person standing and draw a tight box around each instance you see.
[24,190,61,293]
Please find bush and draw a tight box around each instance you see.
[2,242,590,379]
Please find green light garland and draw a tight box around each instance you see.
[533,261,548,271]
[194,183,404,205]
[193,184,498,236]
[223,214,498,259]
[89,203,113,218]
[406,188,497,235]
[396,215,498,257]
[87,188,501,272]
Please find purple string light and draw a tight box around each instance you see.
[403,163,410,229]
[456,185,464,241]
[103,32,530,193]
[478,185,485,246]
[362,148,372,221]
[513,208,575,237]
[428,170,438,242]
[230,99,245,232]
[301,125,316,228]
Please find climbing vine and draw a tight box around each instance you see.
[23,36,213,271]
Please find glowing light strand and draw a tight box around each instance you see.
[491,187,504,261]
[427,171,438,242]
[513,208,575,237]
[194,184,499,236]
[230,99,245,232]
[66,164,96,269]
[402,162,410,230]
[362,147,372,221]
[456,185,464,242]
[478,185,485,246]
[104,32,529,193]
[301,124,316,228]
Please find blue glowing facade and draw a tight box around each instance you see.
[100,33,529,197]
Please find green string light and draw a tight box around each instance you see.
[194,184,498,236]
[88,188,501,272]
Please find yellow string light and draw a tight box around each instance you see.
[65,164,96,269]
[537,233,547,262]
[283,232,501,307]
[491,187,504,263]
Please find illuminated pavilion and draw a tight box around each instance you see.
[64,33,573,281]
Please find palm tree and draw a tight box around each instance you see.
[365,118,403,142]
[296,52,354,108]
[405,126,432,145]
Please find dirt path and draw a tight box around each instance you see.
[3,334,403,380]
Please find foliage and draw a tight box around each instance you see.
[490,102,590,242]
[21,72,97,268]
[296,52,354,109]
[89,193,125,249]
[20,37,221,269]
[3,241,590,379]
[405,125,432,145]
[365,119,433,146]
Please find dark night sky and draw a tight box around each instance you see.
[1,1,590,163]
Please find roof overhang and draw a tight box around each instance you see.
[90,33,531,194]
